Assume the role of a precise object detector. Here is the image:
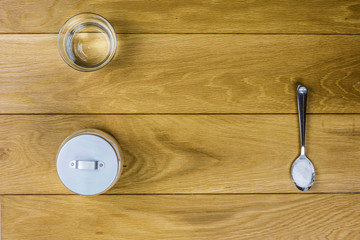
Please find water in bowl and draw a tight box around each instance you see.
[66,24,112,68]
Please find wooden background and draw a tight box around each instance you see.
[1,0,360,239]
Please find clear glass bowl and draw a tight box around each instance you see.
[58,13,117,72]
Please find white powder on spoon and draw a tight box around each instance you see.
[292,159,314,189]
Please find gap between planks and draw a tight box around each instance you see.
[1,193,360,196]
[1,33,360,35]
[0,113,360,116]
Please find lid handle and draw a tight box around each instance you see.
[69,160,105,170]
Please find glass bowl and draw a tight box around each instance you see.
[58,13,117,72]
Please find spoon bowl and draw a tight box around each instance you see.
[291,155,315,191]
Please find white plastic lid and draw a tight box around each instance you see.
[57,129,123,195]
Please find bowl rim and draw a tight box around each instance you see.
[57,12,117,72]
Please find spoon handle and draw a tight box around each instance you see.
[297,85,307,155]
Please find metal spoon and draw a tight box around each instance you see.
[291,85,315,191]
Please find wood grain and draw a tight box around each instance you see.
[0,1,359,238]
[0,34,359,113]
[0,114,359,194]
[0,0,360,34]
[2,195,360,239]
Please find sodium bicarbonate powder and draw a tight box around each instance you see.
[292,158,314,189]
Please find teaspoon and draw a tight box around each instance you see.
[291,85,315,191]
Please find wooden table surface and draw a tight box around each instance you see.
[1,1,360,239]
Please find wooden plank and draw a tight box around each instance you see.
[2,195,360,239]
[0,114,359,194]
[0,35,359,113]
[0,0,360,34]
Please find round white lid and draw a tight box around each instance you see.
[57,130,123,195]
